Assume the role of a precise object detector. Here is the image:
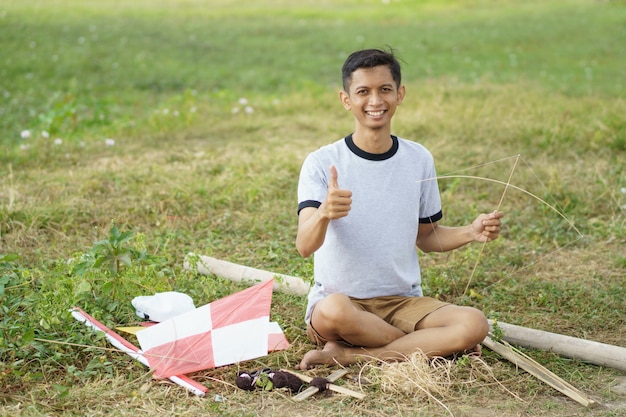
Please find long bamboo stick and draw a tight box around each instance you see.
[185,254,310,296]
[489,320,626,372]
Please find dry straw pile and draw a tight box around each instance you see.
[362,350,521,413]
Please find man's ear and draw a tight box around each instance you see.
[339,90,351,110]
[397,85,406,104]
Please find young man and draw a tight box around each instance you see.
[295,48,504,370]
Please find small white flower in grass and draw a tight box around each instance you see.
[173,110,179,117]
[162,108,169,115]
[245,106,254,114]
[54,138,62,145]
[620,187,626,194]
[20,129,31,139]
[232,107,240,114]
[190,106,197,113]
[238,97,248,105]
[105,138,115,146]
[20,144,30,150]
[42,130,49,138]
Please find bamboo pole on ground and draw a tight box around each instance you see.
[184,254,310,296]
[489,320,626,372]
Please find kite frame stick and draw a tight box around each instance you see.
[281,369,365,400]
[70,306,208,397]
[482,335,597,407]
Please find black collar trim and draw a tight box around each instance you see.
[344,134,398,161]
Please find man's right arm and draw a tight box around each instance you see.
[296,207,331,258]
[296,165,351,258]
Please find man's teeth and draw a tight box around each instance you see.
[368,110,385,116]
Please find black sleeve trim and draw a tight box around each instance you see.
[419,210,443,224]
[298,200,322,215]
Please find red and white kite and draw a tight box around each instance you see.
[136,278,288,378]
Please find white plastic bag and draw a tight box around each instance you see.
[132,291,195,322]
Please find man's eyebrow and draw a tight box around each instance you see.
[353,82,394,90]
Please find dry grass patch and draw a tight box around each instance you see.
[361,351,523,415]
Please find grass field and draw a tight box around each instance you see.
[1,0,625,416]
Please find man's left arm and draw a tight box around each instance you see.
[416,210,504,253]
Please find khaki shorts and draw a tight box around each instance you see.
[306,295,449,346]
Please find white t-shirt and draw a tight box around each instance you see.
[297,135,443,322]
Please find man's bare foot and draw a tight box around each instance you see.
[296,341,352,370]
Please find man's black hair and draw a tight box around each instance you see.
[341,48,402,92]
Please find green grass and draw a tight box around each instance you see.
[1,0,625,416]
[2,0,624,151]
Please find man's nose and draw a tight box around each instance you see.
[369,92,383,105]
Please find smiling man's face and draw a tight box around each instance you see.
[340,65,405,132]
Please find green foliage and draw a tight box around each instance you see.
[65,223,174,317]
[0,223,178,394]
[490,320,504,342]
[76,223,135,277]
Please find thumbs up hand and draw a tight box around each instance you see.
[328,164,340,190]
[319,165,352,220]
